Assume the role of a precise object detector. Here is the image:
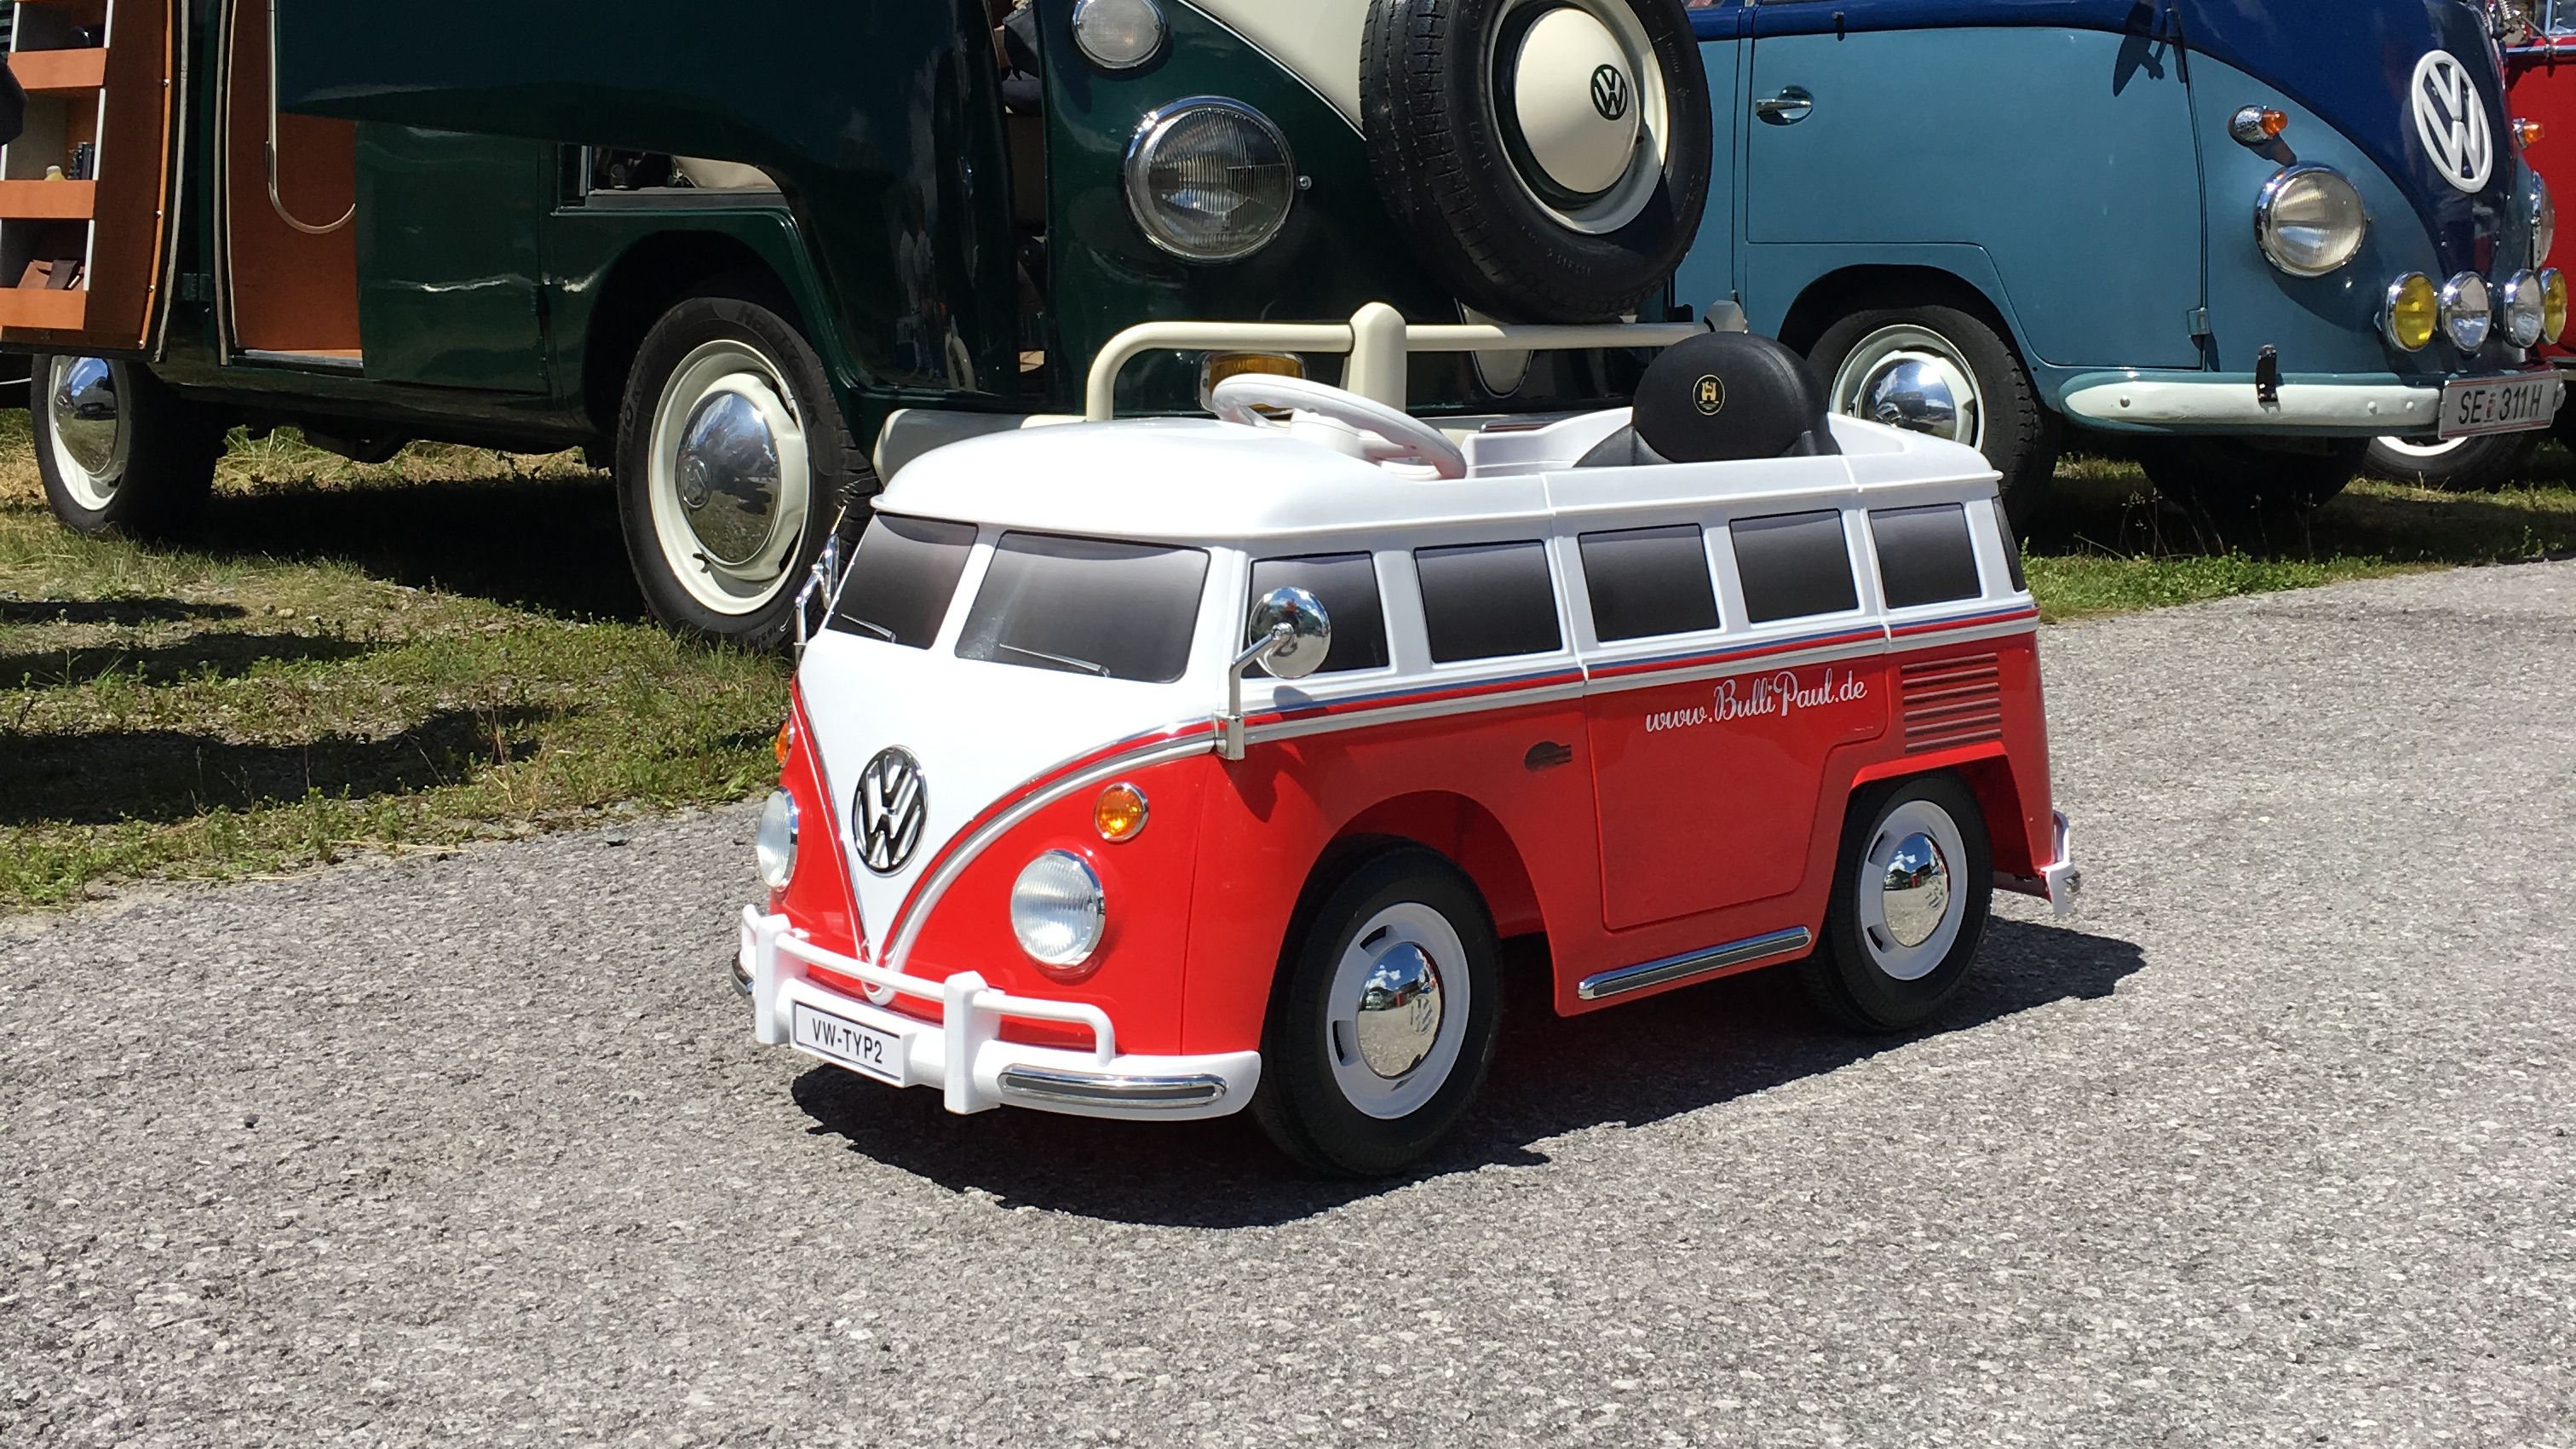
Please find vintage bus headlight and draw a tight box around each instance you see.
[1124,98,1297,262]
[2500,270,2548,348]
[2441,272,2494,351]
[2544,268,2570,342]
[1072,0,1165,69]
[1011,850,1107,971]
[2536,178,2558,263]
[2255,165,2367,277]
[756,790,800,890]
[2383,273,2439,352]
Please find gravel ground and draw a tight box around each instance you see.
[5,561,2574,1448]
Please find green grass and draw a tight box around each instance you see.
[4,414,2574,911]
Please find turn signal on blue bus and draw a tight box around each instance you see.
[2229,106,2289,147]
[2517,118,2546,149]
[2383,273,2439,353]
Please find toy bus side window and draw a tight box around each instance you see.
[1577,525,1722,642]
[1245,554,1391,675]
[1729,511,1861,624]
[1868,504,1984,611]
[1414,542,1563,664]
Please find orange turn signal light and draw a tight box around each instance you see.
[1095,783,1150,842]
[774,718,796,768]
[2230,105,2290,147]
[2517,118,2546,148]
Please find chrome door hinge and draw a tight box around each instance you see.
[2187,307,2212,338]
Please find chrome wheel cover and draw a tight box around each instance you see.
[1830,324,1986,449]
[645,339,812,617]
[1483,0,1671,237]
[1325,901,1471,1121]
[48,356,129,512]
[1855,799,1969,983]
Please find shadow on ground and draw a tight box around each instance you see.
[792,917,2146,1228]
[0,704,554,825]
[0,631,377,689]
[0,599,250,628]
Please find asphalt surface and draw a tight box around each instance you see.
[6,561,2575,1447]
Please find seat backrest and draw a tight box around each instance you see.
[1578,331,1839,467]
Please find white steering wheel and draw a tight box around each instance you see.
[1209,374,1469,480]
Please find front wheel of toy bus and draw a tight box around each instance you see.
[1799,774,1993,1035]
[614,285,868,649]
[31,354,227,541]
[1805,300,2061,532]
[1253,847,1504,1178]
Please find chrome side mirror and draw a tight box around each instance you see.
[1219,586,1331,759]
[791,510,857,658]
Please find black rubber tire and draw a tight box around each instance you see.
[30,354,227,541]
[2135,436,2361,516]
[1252,846,1504,1177]
[1359,0,1713,323]
[1805,297,2061,532]
[1798,773,1994,1035]
[612,281,872,650]
[2360,431,2541,492]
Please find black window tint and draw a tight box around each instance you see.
[1415,541,1562,663]
[1247,553,1390,675]
[1989,497,2027,592]
[1731,510,1859,624]
[1579,525,1721,642]
[830,515,976,648]
[957,532,1209,683]
[1872,503,1984,609]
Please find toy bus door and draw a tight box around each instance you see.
[0,0,182,352]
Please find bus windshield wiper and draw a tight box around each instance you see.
[998,642,1110,676]
[836,614,894,641]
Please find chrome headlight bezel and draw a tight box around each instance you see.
[2500,269,2548,348]
[2383,272,2439,353]
[756,789,800,891]
[2536,176,2558,265]
[2441,271,2495,352]
[1010,849,1107,971]
[2254,165,2370,278]
[1123,97,1298,264]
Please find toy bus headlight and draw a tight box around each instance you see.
[2441,272,2494,351]
[2255,165,2367,277]
[2544,269,2570,342]
[2501,270,2548,348]
[2383,273,2439,352]
[1124,98,1297,263]
[2536,177,2558,263]
[1011,850,1107,972]
[756,790,800,890]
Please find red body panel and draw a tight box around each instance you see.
[2511,43,2576,359]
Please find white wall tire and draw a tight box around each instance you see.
[30,354,226,541]
[2361,431,2539,492]
[613,285,867,649]
[1800,774,1993,1034]
[1806,297,2061,532]
[1254,847,1504,1176]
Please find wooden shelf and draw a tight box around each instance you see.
[0,180,96,219]
[0,286,90,332]
[7,48,109,95]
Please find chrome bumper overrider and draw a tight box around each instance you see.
[737,909,1259,1122]
[1997,811,2081,918]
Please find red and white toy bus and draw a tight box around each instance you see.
[738,328,2079,1176]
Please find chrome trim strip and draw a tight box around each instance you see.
[997,1066,1228,1109]
[1576,927,1814,1002]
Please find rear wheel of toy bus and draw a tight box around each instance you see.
[2360,431,2540,492]
[613,283,868,649]
[1804,298,2061,532]
[30,354,227,541]
[1799,774,1993,1034]
[1253,846,1505,1177]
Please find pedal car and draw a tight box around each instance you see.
[737,327,2079,1176]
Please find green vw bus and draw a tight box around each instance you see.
[3,0,1715,646]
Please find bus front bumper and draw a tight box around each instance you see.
[2058,367,2563,437]
[737,909,1260,1122]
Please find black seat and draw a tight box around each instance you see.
[1578,331,1840,468]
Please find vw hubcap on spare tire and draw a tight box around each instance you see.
[646,339,812,618]
[1491,0,1669,233]
[1831,325,1986,448]
[48,356,129,511]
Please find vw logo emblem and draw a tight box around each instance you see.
[1590,64,1632,123]
[854,747,928,876]
[2412,49,2493,193]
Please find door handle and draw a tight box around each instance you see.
[1525,741,1575,772]
[1754,87,1815,124]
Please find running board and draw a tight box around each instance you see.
[1575,927,1814,1003]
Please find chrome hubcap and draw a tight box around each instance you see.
[48,356,129,509]
[1877,831,1952,950]
[1831,325,1985,448]
[675,389,783,569]
[1353,941,1446,1080]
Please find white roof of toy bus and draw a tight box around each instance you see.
[873,411,1997,545]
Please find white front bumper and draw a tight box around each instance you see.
[1996,811,2082,918]
[738,910,1260,1122]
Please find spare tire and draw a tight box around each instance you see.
[1360,0,1712,324]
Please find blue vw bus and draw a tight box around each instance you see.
[1676,0,2567,520]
